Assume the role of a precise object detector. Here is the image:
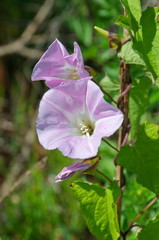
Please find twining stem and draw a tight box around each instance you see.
[116,61,131,229]
[117,84,132,106]
[102,138,119,152]
[101,87,117,105]
[124,196,159,237]
[92,79,117,105]
[121,36,131,46]
[96,169,113,183]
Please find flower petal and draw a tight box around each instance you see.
[94,114,123,138]
[38,80,88,115]
[58,135,100,159]
[55,162,91,182]
[36,91,72,149]
[72,42,90,78]
[31,39,71,81]
[45,76,91,88]
[86,80,104,115]
[36,80,90,155]
[85,80,123,141]
[31,39,90,87]
[36,80,123,159]
[86,81,123,120]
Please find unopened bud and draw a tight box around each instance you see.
[94,26,109,38]
[109,38,121,50]
[94,26,121,50]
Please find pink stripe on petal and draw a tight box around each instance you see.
[32,39,68,81]
[31,39,90,87]
[55,162,91,182]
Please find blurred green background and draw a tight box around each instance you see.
[0,0,159,239]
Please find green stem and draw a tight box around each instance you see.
[102,138,119,152]
[128,196,158,229]
[96,169,113,183]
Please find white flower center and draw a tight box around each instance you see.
[79,120,94,137]
[70,111,95,137]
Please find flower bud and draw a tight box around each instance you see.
[94,26,121,50]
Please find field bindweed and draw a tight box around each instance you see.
[31,39,91,87]
[36,80,123,159]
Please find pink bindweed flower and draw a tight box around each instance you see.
[36,80,123,159]
[55,156,100,182]
[31,39,91,88]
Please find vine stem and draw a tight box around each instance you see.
[96,169,113,183]
[102,138,119,152]
[123,196,159,237]
[116,60,131,233]
[121,36,131,46]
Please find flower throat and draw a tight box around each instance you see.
[79,120,94,137]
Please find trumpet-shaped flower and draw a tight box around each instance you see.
[36,80,123,159]
[31,39,91,88]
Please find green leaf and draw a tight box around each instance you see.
[121,0,141,33]
[121,176,155,232]
[129,77,151,138]
[108,181,121,201]
[115,15,130,30]
[121,1,159,79]
[117,122,159,194]
[133,8,159,79]
[67,17,93,46]
[156,77,159,88]
[99,75,120,101]
[137,215,159,240]
[71,181,120,240]
[100,75,120,92]
[118,41,145,65]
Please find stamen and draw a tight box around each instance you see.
[69,69,80,80]
[79,121,94,136]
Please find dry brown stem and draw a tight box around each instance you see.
[0,157,47,204]
[116,61,132,228]
[0,0,54,58]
